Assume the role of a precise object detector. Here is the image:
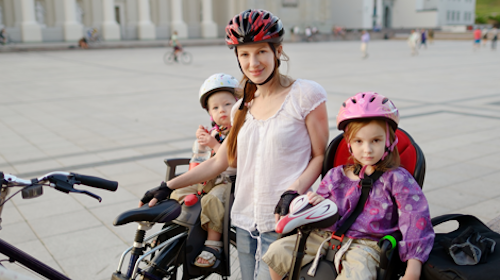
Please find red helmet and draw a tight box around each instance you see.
[225,9,284,48]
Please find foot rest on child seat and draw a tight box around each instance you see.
[113,199,182,226]
[276,195,339,234]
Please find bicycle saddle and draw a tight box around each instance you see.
[113,199,182,226]
[276,195,339,234]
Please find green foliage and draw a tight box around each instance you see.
[476,0,500,24]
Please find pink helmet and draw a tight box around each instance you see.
[337,92,400,167]
[336,92,399,131]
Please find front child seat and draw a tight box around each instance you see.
[322,128,426,280]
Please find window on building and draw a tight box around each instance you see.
[447,10,450,21]
[457,11,460,21]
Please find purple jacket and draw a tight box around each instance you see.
[317,166,435,263]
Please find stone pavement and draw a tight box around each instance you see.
[0,40,499,279]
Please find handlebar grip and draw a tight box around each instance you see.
[73,173,118,191]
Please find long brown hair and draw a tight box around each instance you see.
[226,42,292,167]
[343,119,400,173]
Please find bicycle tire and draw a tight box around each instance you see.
[142,230,240,280]
[180,52,192,65]
[163,52,175,64]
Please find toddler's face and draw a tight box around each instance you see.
[349,121,386,167]
[207,91,236,128]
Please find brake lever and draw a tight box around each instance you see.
[48,174,102,202]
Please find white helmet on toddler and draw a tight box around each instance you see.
[199,73,239,109]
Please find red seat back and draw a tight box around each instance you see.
[322,128,426,187]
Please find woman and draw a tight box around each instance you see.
[140,9,329,280]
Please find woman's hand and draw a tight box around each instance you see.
[307,191,325,205]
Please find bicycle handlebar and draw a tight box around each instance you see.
[72,173,118,191]
[0,171,118,202]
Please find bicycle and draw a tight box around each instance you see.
[111,158,240,280]
[0,171,118,280]
[163,49,192,65]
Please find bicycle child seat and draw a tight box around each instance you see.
[276,194,339,235]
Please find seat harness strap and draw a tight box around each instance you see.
[326,170,384,262]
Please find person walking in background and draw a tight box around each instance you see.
[491,27,498,51]
[473,27,482,51]
[408,30,419,56]
[428,29,434,44]
[420,29,427,49]
[360,30,370,59]
[482,28,489,47]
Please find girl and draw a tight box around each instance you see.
[171,73,239,268]
[263,92,435,280]
[140,9,329,280]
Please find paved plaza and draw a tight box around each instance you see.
[0,40,499,279]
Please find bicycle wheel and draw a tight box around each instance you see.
[180,52,192,65]
[163,52,175,64]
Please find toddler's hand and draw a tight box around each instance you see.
[307,192,325,206]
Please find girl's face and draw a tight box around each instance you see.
[236,43,281,84]
[349,121,386,167]
[207,91,236,128]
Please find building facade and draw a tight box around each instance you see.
[329,0,476,30]
[0,0,338,43]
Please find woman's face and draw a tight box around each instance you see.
[236,43,281,84]
[349,121,386,167]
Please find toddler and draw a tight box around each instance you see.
[172,73,239,268]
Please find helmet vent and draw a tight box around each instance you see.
[263,13,270,19]
[342,102,346,107]
[361,93,365,98]
[369,96,376,102]
[351,98,357,104]
[382,98,389,104]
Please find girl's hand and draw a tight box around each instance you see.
[307,192,325,206]
[401,259,421,280]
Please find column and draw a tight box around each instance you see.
[101,0,120,40]
[376,0,384,28]
[62,0,83,41]
[20,0,42,42]
[137,0,155,40]
[201,0,217,38]
[170,0,187,38]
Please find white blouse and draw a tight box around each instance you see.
[231,79,327,233]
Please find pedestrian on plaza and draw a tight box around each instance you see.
[305,26,313,42]
[473,27,482,51]
[482,28,489,47]
[263,92,434,280]
[408,30,419,56]
[491,28,498,51]
[360,30,370,59]
[78,37,88,49]
[420,29,427,49]
[428,29,434,44]
[0,28,8,45]
[138,9,329,280]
